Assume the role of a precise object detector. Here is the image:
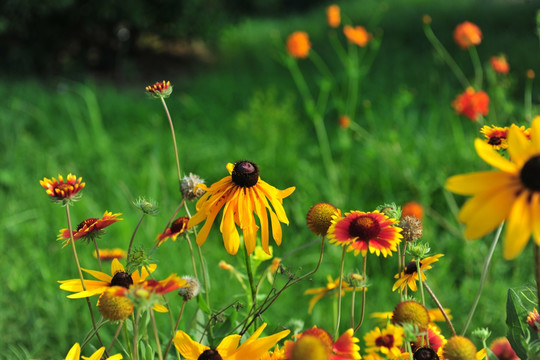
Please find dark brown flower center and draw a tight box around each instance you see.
[348,215,380,241]
[488,136,502,145]
[110,272,133,289]
[198,349,223,360]
[404,260,419,275]
[520,155,540,192]
[375,334,394,348]
[414,347,439,360]
[170,216,189,234]
[231,161,259,187]
[77,218,98,231]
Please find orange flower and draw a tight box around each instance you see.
[490,55,509,74]
[156,216,190,246]
[454,21,482,49]
[287,31,311,59]
[326,5,341,28]
[57,211,123,247]
[40,173,85,204]
[94,248,127,261]
[146,80,172,98]
[344,25,371,47]
[452,87,489,121]
[401,201,424,220]
[339,115,350,129]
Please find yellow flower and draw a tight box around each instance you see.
[364,324,404,359]
[174,323,290,360]
[392,254,444,292]
[64,343,122,360]
[304,275,360,314]
[58,258,156,298]
[188,161,295,255]
[446,118,540,259]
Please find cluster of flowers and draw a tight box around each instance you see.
[39,5,540,360]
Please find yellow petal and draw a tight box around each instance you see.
[268,209,283,246]
[504,192,533,259]
[508,125,534,168]
[153,303,168,313]
[133,264,157,283]
[230,329,291,360]
[531,117,540,153]
[65,343,81,360]
[66,287,108,299]
[216,334,242,357]
[83,347,105,360]
[458,185,519,239]
[81,268,113,283]
[475,138,517,173]
[252,188,270,253]
[307,292,325,314]
[446,171,515,195]
[111,258,125,275]
[173,331,209,360]
[195,200,224,246]
[59,279,108,293]
[531,192,540,244]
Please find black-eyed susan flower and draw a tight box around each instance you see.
[304,275,359,314]
[328,210,402,257]
[364,324,404,359]
[94,248,127,261]
[442,336,477,360]
[146,80,173,98]
[64,343,123,360]
[156,216,190,246]
[58,258,156,298]
[174,323,290,360]
[284,327,361,360]
[57,211,123,247]
[188,161,295,255]
[40,173,85,204]
[392,254,444,292]
[446,118,540,259]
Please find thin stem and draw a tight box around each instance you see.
[416,260,426,307]
[461,222,504,335]
[423,23,469,88]
[123,321,133,360]
[525,73,534,122]
[535,245,540,314]
[133,310,141,360]
[354,254,368,333]
[468,46,483,89]
[163,300,187,359]
[65,205,107,354]
[127,213,146,263]
[93,238,102,271]
[160,96,182,185]
[350,284,356,329]
[108,321,124,355]
[424,282,456,336]
[334,247,347,338]
[150,309,163,360]
[244,244,257,329]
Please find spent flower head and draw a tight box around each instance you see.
[145,80,173,98]
[399,215,423,242]
[181,172,205,201]
[307,202,341,236]
[178,276,200,301]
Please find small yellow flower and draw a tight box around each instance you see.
[392,254,444,292]
[364,324,404,359]
[304,275,360,314]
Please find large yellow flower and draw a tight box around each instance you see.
[58,258,156,298]
[173,323,290,360]
[188,161,295,255]
[65,343,122,360]
[446,119,540,259]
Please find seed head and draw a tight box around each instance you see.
[392,300,430,331]
[442,336,477,360]
[181,173,205,201]
[178,276,200,301]
[98,287,133,321]
[399,216,423,242]
[307,202,340,236]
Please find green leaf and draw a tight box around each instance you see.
[506,288,533,359]
[197,294,211,315]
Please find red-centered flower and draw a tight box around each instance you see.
[454,21,482,49]
[452,87,489,121]
[489,337,519,360]
[327,5,341,28]
[141,274,186,295]
[343,25,371,47]
[284,327,361,360]
[328,211,402,257]
[527,308,540,331]
[364,324,404,359]
[58,211,123,247]
[40,173,85,204]
[491,55,510,74]
[156,216,190,246]
[287,31,311,59]
[145,80,173,98]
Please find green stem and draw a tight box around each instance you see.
[107,321,124,355]
[525,72,534,122]
[423,23,469,88]
[334,247,347,338]
[461,222,504,335]
[535,244,540,316]
[133,310,141,360]
[353,255,368,333]
[244,244,257,329]
[416,260,426,307]
[123,320,133,360]
[160,96,182,187]
[65,205,107,354]
[93,238,102,271]
[163,300,187,360]
[468,46,483,89]
[127,213,146,265]
[424,282,456,336]
[150,309,164,360]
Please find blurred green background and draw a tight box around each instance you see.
[1,0,539,358]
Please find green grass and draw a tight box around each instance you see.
[1,0,539,358]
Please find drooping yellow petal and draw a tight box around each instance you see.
[216,334,242,357]
[530,117,540,153]
[446,171,515,195]
[195,199,226,246]
[531,193,540,245]
[508,125,534,168]
[268,209,283,246]
[307,292,325,314]
[173,331,209,360]
[458,185,519,239]
[67,286,109,299]
[474,138,517,173]
[230,328,291,360]
[81,268,113,283]
[59,279,109,293]
[252,188,270,253]
[153,303,168,313]
[65,343,81,360]
[504,192,533,259]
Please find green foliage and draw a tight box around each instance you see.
[506,287,539,359]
